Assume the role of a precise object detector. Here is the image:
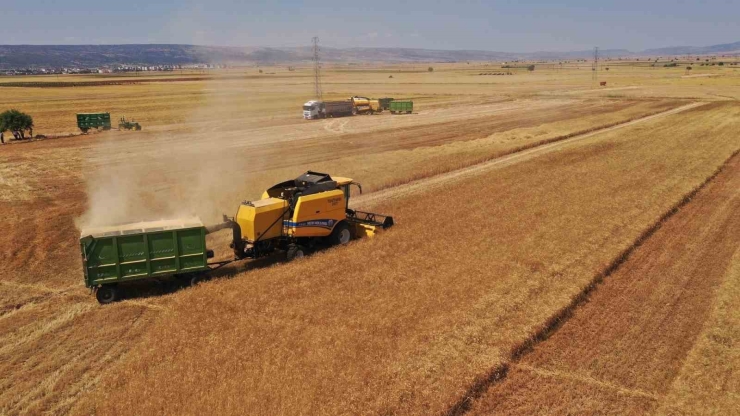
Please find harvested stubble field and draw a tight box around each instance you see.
[1,62,739,415]
[469,151,740,415]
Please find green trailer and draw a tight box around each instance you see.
[77,113,112,133]
[80,218,214,304]
[389,100,413,114]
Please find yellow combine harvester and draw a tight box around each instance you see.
[350,96,383,114]
[223,171,393,260]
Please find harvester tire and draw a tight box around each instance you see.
[95,285,117,304]
[330,222,352,246]
[286,244,306,261]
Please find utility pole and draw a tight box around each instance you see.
[312,36,323,101]
[592,46,599,82]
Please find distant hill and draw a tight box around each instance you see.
[642,41,740,56]
[0,41,738,68]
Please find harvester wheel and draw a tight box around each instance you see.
[95,285,117,304]
[330,222,352,246]
[286,244,306,261]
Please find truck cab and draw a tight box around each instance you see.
[303,100,324,119]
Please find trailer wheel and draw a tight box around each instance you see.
[95,285,117,304]
[286,244,306,261]
[190,274,205,286]
[330,222,352,246]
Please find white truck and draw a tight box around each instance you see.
[303,100,355,119]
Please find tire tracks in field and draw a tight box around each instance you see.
[353,102,705,208]
[442,147,740,416]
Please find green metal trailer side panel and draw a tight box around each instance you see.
[389,101,413,113]
[118,234,148,278]
[77,113,112,130]
[81,220,208,287]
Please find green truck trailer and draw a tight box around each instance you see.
[389,100,413,114]
[77,113,112,133]
[80,218,215,304]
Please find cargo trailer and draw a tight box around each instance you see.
[389,101,413,114]
[76,113,112,133]
[80,218,213,303]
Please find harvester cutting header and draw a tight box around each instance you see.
[80,171,393,303]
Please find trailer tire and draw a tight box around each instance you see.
[190,274,205,286]
[286,244,306,261]
[330,222,352,246]
[95,285,117,304]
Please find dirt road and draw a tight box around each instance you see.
[354,102,705,208]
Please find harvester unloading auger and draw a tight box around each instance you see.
[214,171,394,260]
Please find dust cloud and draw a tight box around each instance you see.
[75,79,250,232]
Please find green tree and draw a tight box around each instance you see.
[427,67,434,72]
[0,109,34,139]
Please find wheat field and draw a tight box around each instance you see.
[1,62,739,415]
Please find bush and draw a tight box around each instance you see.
[718,62,725,66]
[527,65,535,71]
[427,67,434,72]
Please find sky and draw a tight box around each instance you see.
[2,0,738,52]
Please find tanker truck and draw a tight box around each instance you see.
[303,100,354,119]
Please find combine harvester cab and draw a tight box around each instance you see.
[229,171,393,260]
